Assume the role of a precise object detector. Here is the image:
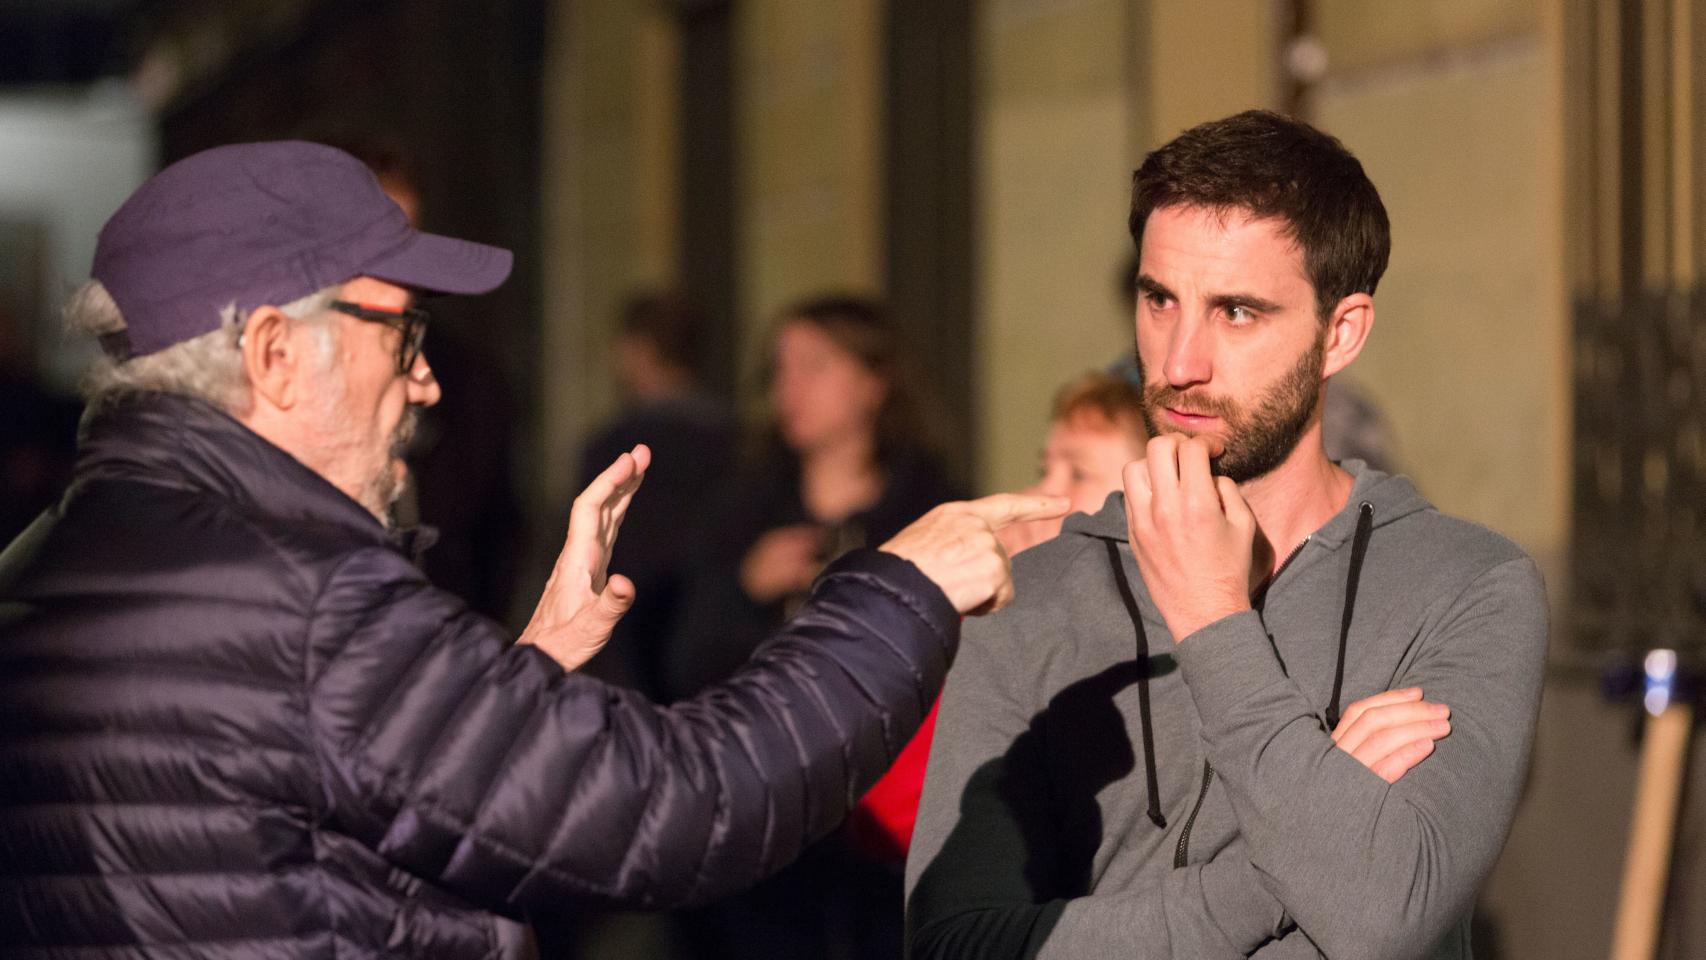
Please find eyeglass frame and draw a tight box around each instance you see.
[329,300,431,374]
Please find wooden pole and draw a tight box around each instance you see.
[1609,702,1695,960]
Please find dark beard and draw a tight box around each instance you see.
[1136,335,1324,483]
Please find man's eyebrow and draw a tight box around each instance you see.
[1136,275,1284,315]
[1134,274,1174,300]
[1208,292,1286,314]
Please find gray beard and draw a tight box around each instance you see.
[362,406,420,528]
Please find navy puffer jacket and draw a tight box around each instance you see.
[0,395,956,958]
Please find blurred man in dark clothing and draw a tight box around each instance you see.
[575,293,735,698]
[0,302,80,545]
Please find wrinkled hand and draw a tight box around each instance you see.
[1331,687,1453,783]
[880,493,1069,615]
[1123,434,1255,641]
[740,524,824,603]
[519,444,650,671]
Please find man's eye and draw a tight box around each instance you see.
[1226,304,1256,324]
[1142,291,1171,310]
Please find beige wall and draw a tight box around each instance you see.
[539,0,679,508]
[734,0,883,384]
[1142,0,1280,144]
[1312,9,1571,579]
[976,0,1136,492]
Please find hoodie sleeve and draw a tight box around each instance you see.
[1173,555,1549,960]
[305,546,956,913]
[906,599,1288,959]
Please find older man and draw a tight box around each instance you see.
[0,141,1062,956]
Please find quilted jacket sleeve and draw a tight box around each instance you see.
[305,546,956,915]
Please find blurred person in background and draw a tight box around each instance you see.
[667,295,961,960]
[573,292,735,699]
[0,141,1066,957]
[996,368,1150,556]
[666,294,962,700]
[0,301,81,545]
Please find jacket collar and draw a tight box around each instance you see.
[75,393,422,553]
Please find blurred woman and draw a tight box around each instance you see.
[665,295,960,699]
[665,295,959,960]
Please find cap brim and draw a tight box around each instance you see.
[362,230,514,296]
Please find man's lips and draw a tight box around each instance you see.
[1164,406,1221,427]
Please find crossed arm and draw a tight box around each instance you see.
[1123,436,1548,958]
[908,437,1545,960]
[905,628,1472,960]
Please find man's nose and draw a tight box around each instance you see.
[406,354,442,407]
[1162,314,1213,387]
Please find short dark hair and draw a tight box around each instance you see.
[620,291,706,375]
[1128,110,1390,320]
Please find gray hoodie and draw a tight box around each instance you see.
[906,463,1548,960]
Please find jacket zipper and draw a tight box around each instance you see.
[1174,536,1308,866]
[1173,760,1215,867]
[1254,535,1312,608]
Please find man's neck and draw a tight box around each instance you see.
[1236,425,1354,581]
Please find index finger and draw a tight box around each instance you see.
[1176,437,1216,498]
[576,452,638,507]
[960,493,1071,529]
[574,444,651,515]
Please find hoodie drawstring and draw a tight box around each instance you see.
[1101,499,1378,836]
[1324,501,1376,731]
[1103,539,1167,829]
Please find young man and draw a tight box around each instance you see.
[907,111,1548,959]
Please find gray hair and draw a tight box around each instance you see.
[66,281,340,416]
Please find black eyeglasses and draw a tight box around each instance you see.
[330,300,430,374]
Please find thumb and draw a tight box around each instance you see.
[962,492,1071,529]
[574,573,636,637]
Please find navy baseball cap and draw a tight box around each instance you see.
[91,140,513,358]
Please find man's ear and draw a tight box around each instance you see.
[1321,293,1374,379]
[240,306,301,411]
